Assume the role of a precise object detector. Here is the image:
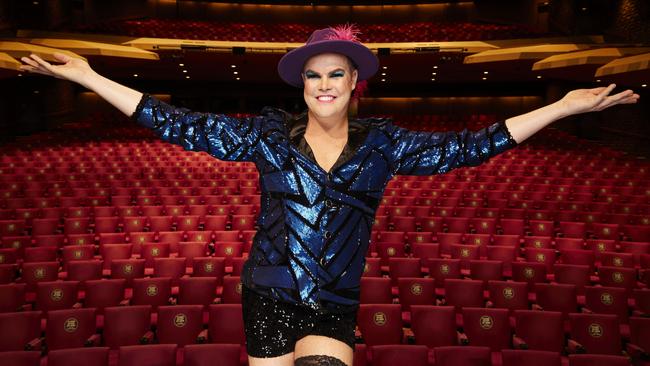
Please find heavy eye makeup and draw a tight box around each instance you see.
[304,69,345,79]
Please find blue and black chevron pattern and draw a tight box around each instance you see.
[132,93,517,313]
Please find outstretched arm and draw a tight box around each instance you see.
[20,52,142,117]
[19,52,262,162]
[505,83,640,144]
[389,83,639,176]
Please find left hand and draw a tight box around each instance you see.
[560,83,640,116]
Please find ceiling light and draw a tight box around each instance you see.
[179,63,184,67]
[382,66,388,69]
[536,75,541,79]
[483,71,489,75]
[433,66,438,69]
[482,77,487,80]
[642,84,647,87]
[231,65,236,68]
[233,71,238,75]
[381,72,386,76]
[236,77,240,80]
[185,76,190,79]
[182,70,187,73]
[431,78,436,81]
[432,72,437,75]
[381,79,386,82]
[17,74,22,77]
[596,79,601,82]
[133,74,138,77]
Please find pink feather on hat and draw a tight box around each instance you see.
[326,23,362,43]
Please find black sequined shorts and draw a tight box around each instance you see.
[241,285,358,358]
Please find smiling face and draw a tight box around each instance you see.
[302,52,358,122]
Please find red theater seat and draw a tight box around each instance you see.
[358,304,403,346]
[513,310,564,352]
[371,345,429,366]
[110,259,145,285]
[207,304,245,344]
[83,279,126,311]
[501,349,562,366]
[156,304,204,346]
[0,351,41,366]
[66,260,103,283]
[443,279,485,312]
[35,281,79,311]
[178,277,217,307]
[397,277,435,312]
[568,354,631,366]
[434,346,491,366]
[117,344,176,366]
[410,305,460,349]
[192,257,225,280]
[183,344,241,366]
[568,313,622,355]
[102,305,152,349]
[360,277,392,304]
[130,277,172,309]
[0,311,42,351]
[45,308,99,350]
[47,347,109,366]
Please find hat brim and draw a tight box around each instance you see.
[277,40,379,88]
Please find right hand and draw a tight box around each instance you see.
[19,52,95,84]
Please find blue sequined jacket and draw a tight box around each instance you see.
[131,93,518,313]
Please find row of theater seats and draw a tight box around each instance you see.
[3,265,649,320]
[2,206,649,238]
[0,346,641,366]
[1,273,649,365]
[71,19,546,42]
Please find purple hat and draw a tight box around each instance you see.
[277,24,379,88]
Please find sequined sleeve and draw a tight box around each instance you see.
[390,120,517,176]
[130,93,262,161]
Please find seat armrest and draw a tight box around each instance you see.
[196,329,208,343]
[457,331,469,345]
[140,330,154,344]
[25,337,43,351]
[512,335,528,349]
[85,333,102,347]
[567,339,585,354]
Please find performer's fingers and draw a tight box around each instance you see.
[618,94,640,104]
[30,54,57,73]
[18,66,50,76]
[589,86,608,95]
[608,89,634,102]
[18,64,33,71]
[20,56,41,68]
[19,60,53,77]
[595,90,638,110]
[597,83,616,98]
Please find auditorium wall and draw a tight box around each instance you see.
[149,0,475,24]
[547,0,650,157]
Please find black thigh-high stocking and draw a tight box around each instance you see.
[294,355,348,366]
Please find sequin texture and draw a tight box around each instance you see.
[241,285,356,357]
[132,93,518,313]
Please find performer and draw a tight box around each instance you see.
[20,25,638,366]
